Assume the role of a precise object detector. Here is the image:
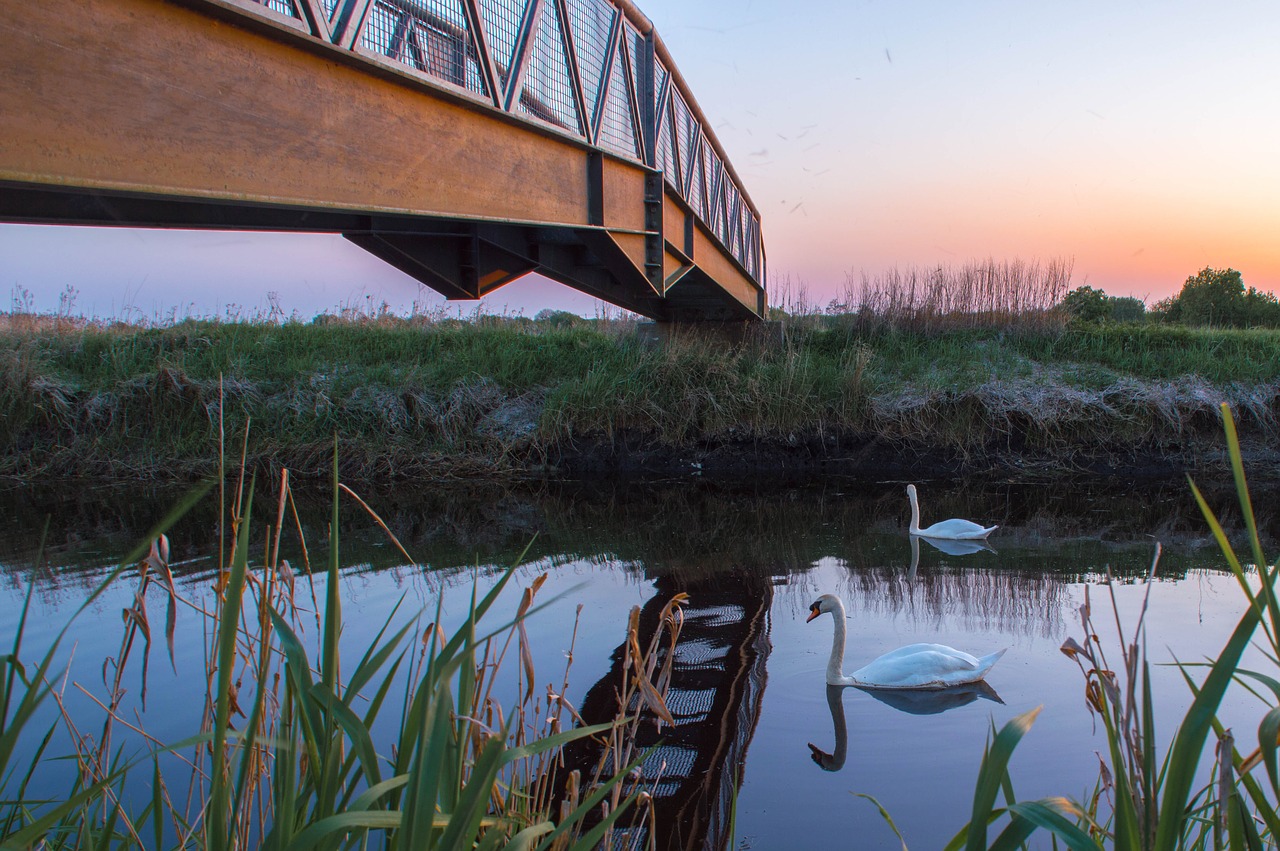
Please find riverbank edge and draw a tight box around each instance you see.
[7,421,1278,487]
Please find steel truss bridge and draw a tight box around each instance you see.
[0,0,766,320]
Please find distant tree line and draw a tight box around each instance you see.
[1059,267,1280,328]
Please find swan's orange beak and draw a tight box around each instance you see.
[805,607,820,623]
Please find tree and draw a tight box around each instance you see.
[1242,287,1280,327]
[1108,296,1146,323]
[1173,267,1245,327]
[1060,286,1109,322]
[1059,287,1146,323]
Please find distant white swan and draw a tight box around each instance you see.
[907,484,997,540]
[806,594,1005,689]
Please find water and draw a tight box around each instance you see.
[2,476,1276,849]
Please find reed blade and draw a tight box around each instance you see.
[963,705,1041,850]
[208,478,255,850]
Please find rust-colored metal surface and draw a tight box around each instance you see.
[0,0,766,321]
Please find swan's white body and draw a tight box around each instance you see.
[907,484,997,540]
[806,594,1005,689]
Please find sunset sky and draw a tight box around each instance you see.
[4,0,1278,318]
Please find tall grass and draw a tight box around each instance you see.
[838,258,1075,333]
[0,454,680,848]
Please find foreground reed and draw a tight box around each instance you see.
[920,405,1280,849]
[0,452,683,849]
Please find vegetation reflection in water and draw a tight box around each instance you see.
[1,470,1276,849]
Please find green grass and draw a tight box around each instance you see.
[2,314,1278,481]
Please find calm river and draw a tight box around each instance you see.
[3,475,1276,849]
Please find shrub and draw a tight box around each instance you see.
[1108,296,1145,323]
[1060,288,1146,325]
[1061,286,1110,322]
[1174,267,1246,326]
[1156,267,1280,328]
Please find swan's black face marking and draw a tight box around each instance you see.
[806,601,822,623]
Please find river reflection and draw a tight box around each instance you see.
[1,476,1275,849]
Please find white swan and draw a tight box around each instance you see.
[907,484,997,540]
[805,594,1005,689]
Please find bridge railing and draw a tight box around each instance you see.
[239,0,765,287]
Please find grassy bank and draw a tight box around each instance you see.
[3,311,1279,482]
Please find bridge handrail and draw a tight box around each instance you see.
[234,0,765,287]
[617,0,764,286]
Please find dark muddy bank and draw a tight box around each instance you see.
[545,429,1280,482]
[7,420,1277,486]
[6,394,1279,486]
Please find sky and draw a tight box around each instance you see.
[4,0,1278,319]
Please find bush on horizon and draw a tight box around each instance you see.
[1151,267,1280,329]
[1060,285,1147,324]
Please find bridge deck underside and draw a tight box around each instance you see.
[0,0,764,321]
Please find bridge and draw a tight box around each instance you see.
[0,0,766,321]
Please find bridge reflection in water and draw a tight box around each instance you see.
[563,571,772,851]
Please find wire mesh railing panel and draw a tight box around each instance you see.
[359,0,490,97]
[730,187,744,260]
[700,136,718,223]
[564,0,613,132]
[671,89,694,193]
[361,3,401,56]
[708,152,728,244]
[624,24,652,163]
[653,56,669,119]
[686,133,705,218]
[516,1,580,131]
[597,39,638,158]
[415,20,464,88]
[478,0,528,89]
[254,0,299,18]
[656,106,678,189]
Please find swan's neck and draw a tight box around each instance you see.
[827,607,849,683]
[908,489,922,534]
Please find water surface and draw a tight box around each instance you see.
[2,476,1275,849]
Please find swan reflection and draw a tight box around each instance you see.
[807,685,848,771]
[858,679,1004,715]
[918,535,998,557]
[904,535,995,581]
[807,681,1004,772]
